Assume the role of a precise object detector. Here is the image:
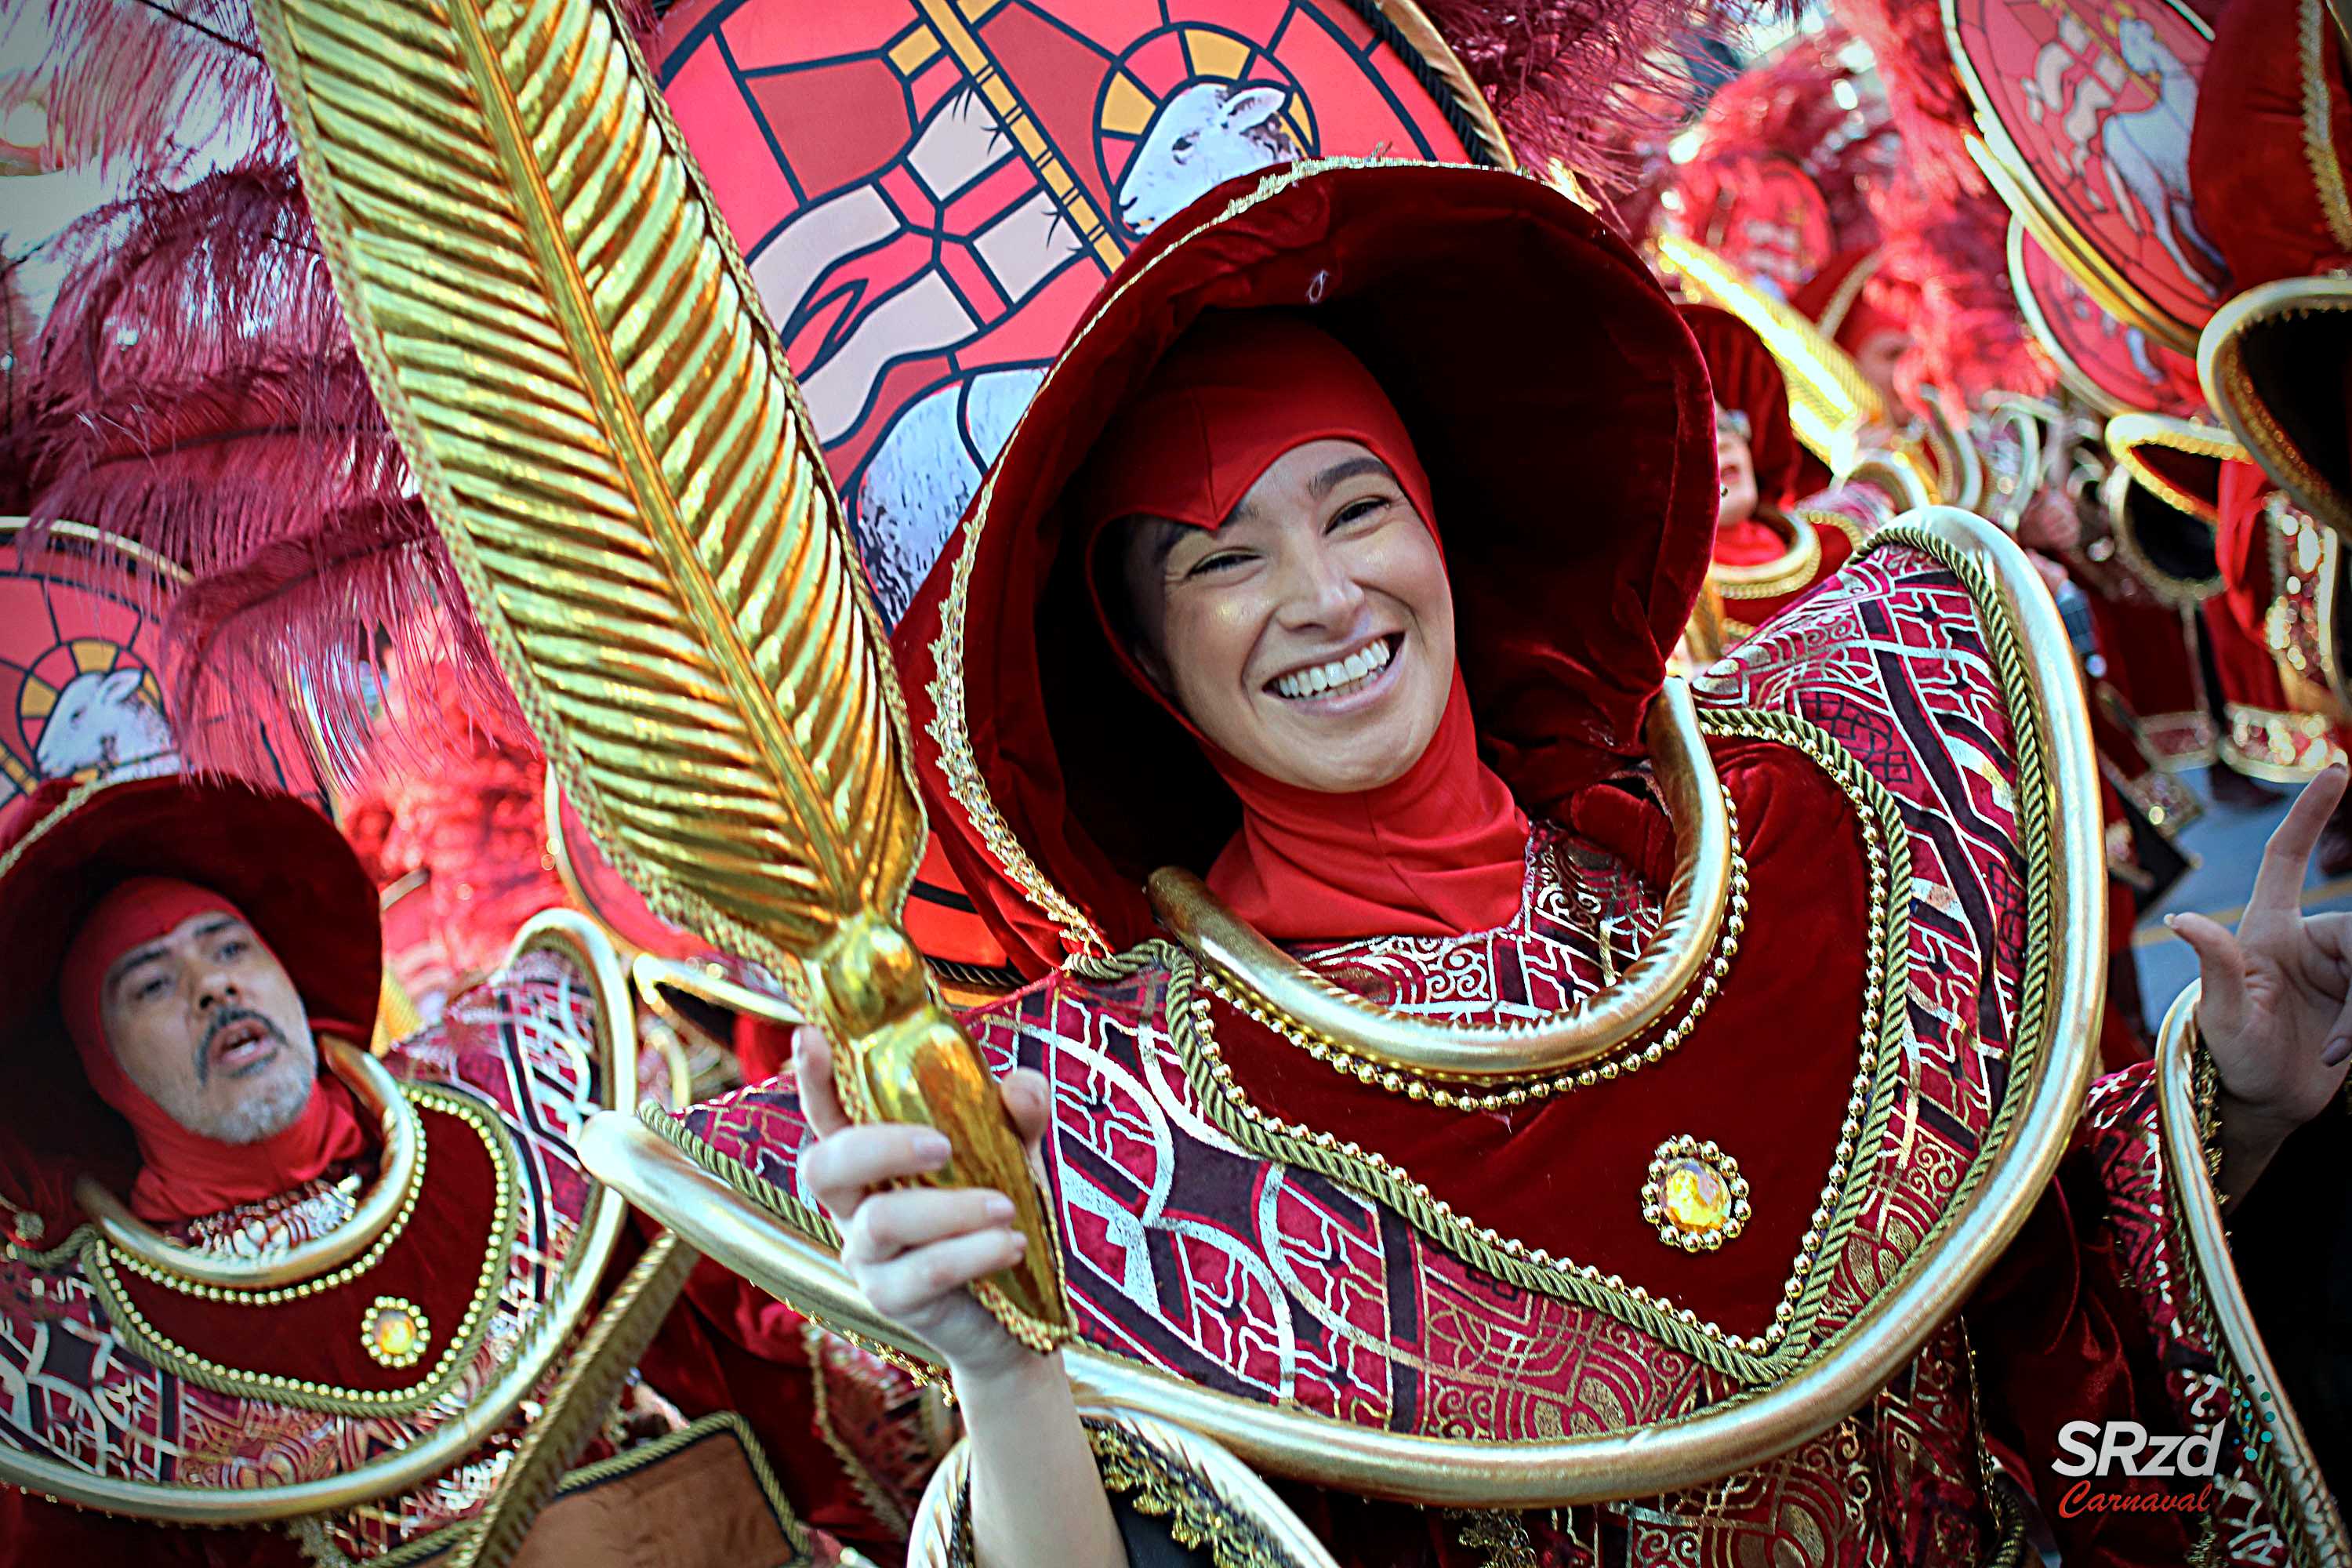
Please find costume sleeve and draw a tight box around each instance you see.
[1969,1058,2321,1566]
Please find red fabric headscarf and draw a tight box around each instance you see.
[1078,315,1529,943]
[59,876,366,1224]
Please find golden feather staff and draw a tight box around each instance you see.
[248,0,1071,1350]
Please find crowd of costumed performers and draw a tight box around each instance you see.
[0,0,2347,1564]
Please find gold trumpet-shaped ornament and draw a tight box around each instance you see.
[249,0,1069,1348]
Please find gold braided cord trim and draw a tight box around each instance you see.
[1798,506,1872,554]
[82,1089,519,1418]
[4,1222,95,1271]
[1164,709,1910,1384]
[2305,0,2352,255]
[633,1102,953,1396]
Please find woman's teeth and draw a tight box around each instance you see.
[1272,637,1392,700]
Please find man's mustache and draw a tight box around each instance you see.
[196,1007,286,1084]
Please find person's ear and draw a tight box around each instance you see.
[1131,637,1174,695]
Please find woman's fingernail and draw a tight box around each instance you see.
[1008,1231,1028,1255]
[2163,913,2179,929]
[913,1131,952,1162]
[984,1193,1014,1221]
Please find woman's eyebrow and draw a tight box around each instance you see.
[1308,455,1392,499]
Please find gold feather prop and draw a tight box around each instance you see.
[250,0,1070,1349]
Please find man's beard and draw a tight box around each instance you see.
[190,1008,317,1144]
[206,1063,316,1144]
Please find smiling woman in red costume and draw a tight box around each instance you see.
[644,162,2352,1567]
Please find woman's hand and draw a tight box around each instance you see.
[794,1026,1053,1380]
[797,1027,1127,1567]
[2171,765,2352,1205]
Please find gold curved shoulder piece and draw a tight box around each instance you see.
[1149,680,1730,1080]
[2200,275,2352,538]
[5,918,637,1523]
[1838,448,1938,514]
[2101,464,2223,608]
[1655,231,1891,464]
[909,1406,1341,1568]
[1711,512,1822,601]
[1923,398,1987,514]
[2105,412,2249,530]
[589,522,2106,1507]
[2154,985,2352,1563]
[74,1040,419,1291]
[633,952,806,1034]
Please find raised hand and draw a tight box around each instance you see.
[2170,764,2352,1205]
[795,1026,1053,1379]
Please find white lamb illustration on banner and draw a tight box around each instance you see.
[1117,82,1302,237]
[855,365,1047,626]
[35,668,180,782]
[2099,18,2228,298]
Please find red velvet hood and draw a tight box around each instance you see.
[2189,0,2352,289]
[1679,303,1802,506]
[893,162,1715,976]
[0,776,381,1241]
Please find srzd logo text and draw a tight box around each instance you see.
[2049,1421,2222,1519]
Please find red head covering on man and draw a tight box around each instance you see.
[0,777,379,1235]
[1677,303,1801,506]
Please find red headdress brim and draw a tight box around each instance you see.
[1678,303,1801,505]
[0,777,379,1239]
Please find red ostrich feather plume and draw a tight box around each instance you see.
[1416,0,1741,192]
[1679,24,1896,254]
[17,163,524,787]
[0,0,283,177]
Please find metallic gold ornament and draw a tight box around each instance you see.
[361,1296,430,1369]
[248,0,1070,1348]
[1642,1136,1751,1250]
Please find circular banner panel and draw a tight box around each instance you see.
[655,0,1501,629]
[2006,217,2202,418]
[0,521,325,813]
[1947,0,2222,354]
[1664,151,1836,303]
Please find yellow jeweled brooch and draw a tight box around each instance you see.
[1642,1136,1750,1251]
[361,1294,431,1368]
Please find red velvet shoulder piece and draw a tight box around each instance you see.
[662,532,2071,1454]
[0,946,610,1557]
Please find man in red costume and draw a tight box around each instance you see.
[0,776,947,1565]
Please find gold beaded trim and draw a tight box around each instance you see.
[1194,791,1746,1109]
[1165,709,1911,1383]
[94,1103,428,1304]
[81,1087,525,1417]
[1711,514,1823,601]
[1642,1134,1751,1250]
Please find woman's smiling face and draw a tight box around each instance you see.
[1118,438,1454,793]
